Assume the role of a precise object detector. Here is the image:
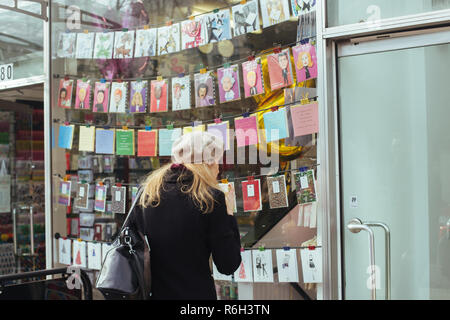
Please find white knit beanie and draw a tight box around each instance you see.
[171,131,224,164]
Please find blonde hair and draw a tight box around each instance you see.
[297,52,313,69]
[139,163,221,214]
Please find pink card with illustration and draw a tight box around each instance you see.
[57,79,74,109]
[92,81,110,113]
[267,48,294,91]
[181,17,208,49]
[75,80,92,110]
[242,57,264,98]
[150,79,168,113]
[292,43,318,83]
[194,71,216,108]
[218,64,241,103]
[235,115,259,147]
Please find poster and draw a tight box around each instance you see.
[232,0,261,36]
[217,65,241,103]
[92,81,110,113]
[171,75,191,111]
[194,71,216,107]
[135,28,157,57]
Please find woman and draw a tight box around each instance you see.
[127,131,241,300]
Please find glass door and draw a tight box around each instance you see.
[337,31,450,299]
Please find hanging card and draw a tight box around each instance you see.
[101,243,114,265]
[80,227,95,241]
[129,80,148,113]
[93,32,115,59]
[78,170,94,183]
[74,182,90,209]
[116,129,135,156]
[72,240,87,268]
[232,0,261,36]
[58,124,75,149]
[263,108,289,142]
[75,32,95,59]
[157,24,181,55]
[300,247,322,283]
[79,126,96,152]
[194,71,216,107]
[92,82,110,113]
[260,0,290,28]
[290,102,319,137]
[267,175,289,209]
[218,181,237,213]
[212,261,232,281]
[56,32,76,58]
[292,43,318,82]
[111,186,126,214]
[87,242,102,270]
[172,75,191,111]
[58,180,72,206]
[252,249,274,282]
[137,130,158,157]
[294,169,317,204]
[242,57,265,98]
[207,121,230,151]
[75,80,92,110]
[58,238,72,265]
[135,28,157,57]
[113,30,135,58]
[267,48,294,90]
[95,129,115,154]
[276,248,300,282]
[94,184,107,212]
[291,0,316,17]
[57,79,74,109]
[181,16,208,49]
[69,217,80,237]
[158,128,182,156]
[234,115,259,147]
[79,213,96,227]
[109,82,128,113]
[150,79,168,113]
[182,122,205,135]
[242,179,262,212]
[234,250,253,282]
[204,10,232,43]
[218,64,241,103]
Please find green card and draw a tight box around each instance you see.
[116,129,135,156]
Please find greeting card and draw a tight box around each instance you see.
[78,126,95,153]
[79,213,96,227]
[72,240,87,268]
[291,0,316,17]
[267,48,294,90]
[137,130,158,157]
[80,227,95,241]
[218,65,240,103]
[57,124,74,149]
[157,24,181,55]
[158,128,182,156]
[68,217,80,237]
[113,30,135,59]
[135,28,157,57]
[129,81,148,113]
[150,79,168,113]
[292,43,318,82]
[93,32,115,59]
[194,71,216,107]
[94,184,107,212]
[116,129,135,156]
[234,250,253,282]
[56,32,76,58]
[95,129,115,154]
[207,121,230,151]
[300,247,322,283]
[276,248,299,282]
[74,182,90,209]
[92,82,110,112]
[58,238,72,265]
[267,175,289,209]
[57,79,74,109]
[242,178,262,212]
[234,115,259,147]
[290,102,319,137]
[111,186,126,214]
[204,10,232,43]
[252,249,274,282]
[218,181,237,213]
[183,124,205,135]
[232,0,261,36]
[58,181,71,206]
[181,16,208,49]
[263,107,289,142]
[294,169,317,204]
[75,80,92,110]
[78,170,94,183]
[212,262,232,281]
[87,242,102,270]
[260,0,291,28]
[109,82,128,113]
[171,75,191,111]
[242,58,265,98]
[75,32,95,59]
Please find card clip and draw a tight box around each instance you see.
[64,75,70,81]
[82,77,87,82]
[116,183,122,187]
[122,126,128,130]
[167,123,174,130]
[122,28,128,32]
[308,245,316,251]
[64,121,69,126]
[240,247,245,252]
[247,175,255,181]
[103,29,109,33]
[136,77,142,83]
[157,76,163,81]
[223,62,231,68]
[273,46,282,54]
[271,106,279,112]
[143,25,150,30]
[83,29,89,34]
[81,180,87,184]
[240,0,247,4]
[221,178,228,184]
[248,55,255,61]
[178,73,185,78]
[283,246,291,251]
[145,126,152,131]
[258,246,265,251]
[214,118,222,124]
[213,8,219,13]
[166,20,173,26]
[65,29,71,34]
[299,166,308,172]
[199,68,207,74]
[242,111,250,118]
[104,125,110,130]
[100,78,106,83]
[63,175,69,182]
[189,15,195,20]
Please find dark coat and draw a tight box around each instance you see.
[127,167,242,300]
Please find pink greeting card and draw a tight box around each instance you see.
[242,58,264,98]
[92,81,110,113]
[218,65,241,103]
[290,102,319,137]
[150,79,168,113]
[75,80,92,110]
[267,48,294,91]
[57,79,74,109]
[292,43,318,83]
[235,115,259,147]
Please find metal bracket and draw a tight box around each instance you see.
[0,0,48,21]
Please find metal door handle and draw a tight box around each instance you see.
[12,208,17,256]
[347,218,376,300]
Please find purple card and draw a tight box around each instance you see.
[129,80,148,113]
[207,121,230,151]
[217,64,241,103]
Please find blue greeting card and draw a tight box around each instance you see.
[158,128,182,156]
[95,129,115,154]
[58,124,75,149]
[263,108,289,142]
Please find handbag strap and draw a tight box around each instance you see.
[118,187,144,237]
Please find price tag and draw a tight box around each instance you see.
[115,190,121,202]
[79,186,85,197]
[247,184,255,197]
[272,180,280,193]
[0,63,13,82]
[300,175,309,189]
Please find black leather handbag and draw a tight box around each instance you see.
[96,188,152,300]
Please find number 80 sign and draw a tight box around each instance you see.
[0,64,13,82]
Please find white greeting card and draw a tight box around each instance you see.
[234,250,253,282]
[260,0,291,28]
[58,238,72,265]
[113,30,135,59]
[87,242,102,270]
[75,32,95,59]
[56,32,76,58]
[252,249,274,282]
[276,249,299,283]
[109,82,128,113]
[232,0,261,36]
[300,247,322,283]
[212,261,232,281]
[171,75,191,111]
[181,16,208,49]
[135,28,157,57]
[157,24,181,55]
[218,181,237,213]
[93,32,115,59]
[72,240,87,268]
